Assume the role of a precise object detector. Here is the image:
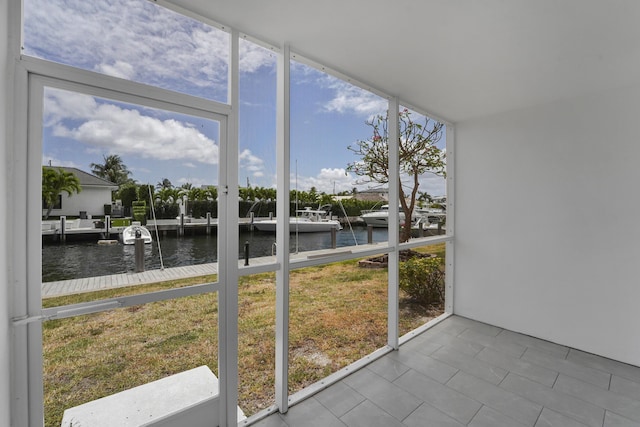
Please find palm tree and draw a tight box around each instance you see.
[90,154,132,186]
[156,187,178,203]
[42,167,82,219]
[157,178,172,189]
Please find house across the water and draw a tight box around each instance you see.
[42,166,118,218]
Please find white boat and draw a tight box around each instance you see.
[361,205,412,228]
[362,205,445,228]
[121,223,153,244]
[253,206,342,233]
[415,206,446,223]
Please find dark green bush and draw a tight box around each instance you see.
[153,202,180,219]
[399,257,444,306]
[189,200,217,218]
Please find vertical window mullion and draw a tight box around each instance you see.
[387,97,400,350]
[275,43,291,413]
[218,29,240,427]
[26,74,45,427]
[445,126,455,314]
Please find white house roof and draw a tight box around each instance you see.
[47,166,119,189]
[168,0,640,123]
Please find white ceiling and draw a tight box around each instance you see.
[168,0,640,123]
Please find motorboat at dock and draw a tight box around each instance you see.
[121,222,153,244]
[361,204,445,228]
[252,206,342,233]
[361,205,412,228]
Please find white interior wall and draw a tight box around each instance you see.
[455,82,640,366]
[1,0,12,423]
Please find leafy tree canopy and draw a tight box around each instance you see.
[347,109,445,242]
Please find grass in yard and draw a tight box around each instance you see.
[43,248,444,426]
[288,258,388,393]
[43,293,219,427]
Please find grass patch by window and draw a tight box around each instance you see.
[43,253,443,426]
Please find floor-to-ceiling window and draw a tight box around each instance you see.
[13,2,454,426]
[19,2,234,426]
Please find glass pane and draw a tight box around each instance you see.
[24,0,229,103]
[238,272,276,416]
[397,107,447,242]
[288,256,388,394]
[41,87,220,306]
[43,293,218,427]
[289,60,388,253]
[238,38,278,264]
[399,243,446,336]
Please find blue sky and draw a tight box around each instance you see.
[26,0,446,197]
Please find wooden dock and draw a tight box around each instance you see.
[42,263,219,298]
[42,216,265,242]
[41,243,364,298]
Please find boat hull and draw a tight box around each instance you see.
[252,219,341,233]
[361,212,407,228]
[121,225,153,244]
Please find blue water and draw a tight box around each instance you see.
[41,227,390,282]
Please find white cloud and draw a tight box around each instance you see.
[42,155,79,168]
[239,149,266,178]
[45,88,219,166]
[239,39,276,73]
[24,0,229,99]
[292,61,387,118]
[176,177,212,188]
[293,167,358,194]
[96,61,136,80]
[44,90,99,126]
[322,80,387,118]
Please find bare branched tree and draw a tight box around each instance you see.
[347,109,445,242]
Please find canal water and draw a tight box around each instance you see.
[42,226,390,282]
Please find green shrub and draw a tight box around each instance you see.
[190,200,217,218]
[154,202,180,219]
[132,200,146,224]
[399,257,444,306]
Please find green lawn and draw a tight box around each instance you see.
[43,244,444,426]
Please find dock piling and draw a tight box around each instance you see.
[134,234,145,273]
[60,216,66,243]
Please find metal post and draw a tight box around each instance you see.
[367,225,373,244]
[206,212,211,235]
[105,214,111,237]
[244,241,250,266]
[134,231,145,273]
[331,228,337,249]
[179,213,184,237]
[60,216,66,243]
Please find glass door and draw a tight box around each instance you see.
[26,75,233,427]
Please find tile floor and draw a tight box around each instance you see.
[253,315,640,427]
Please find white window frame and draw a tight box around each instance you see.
[12,60,237,426]
[9,2,455,426]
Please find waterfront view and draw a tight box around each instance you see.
[42,226,390,282]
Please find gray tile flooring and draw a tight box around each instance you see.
[253,315,640,427]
